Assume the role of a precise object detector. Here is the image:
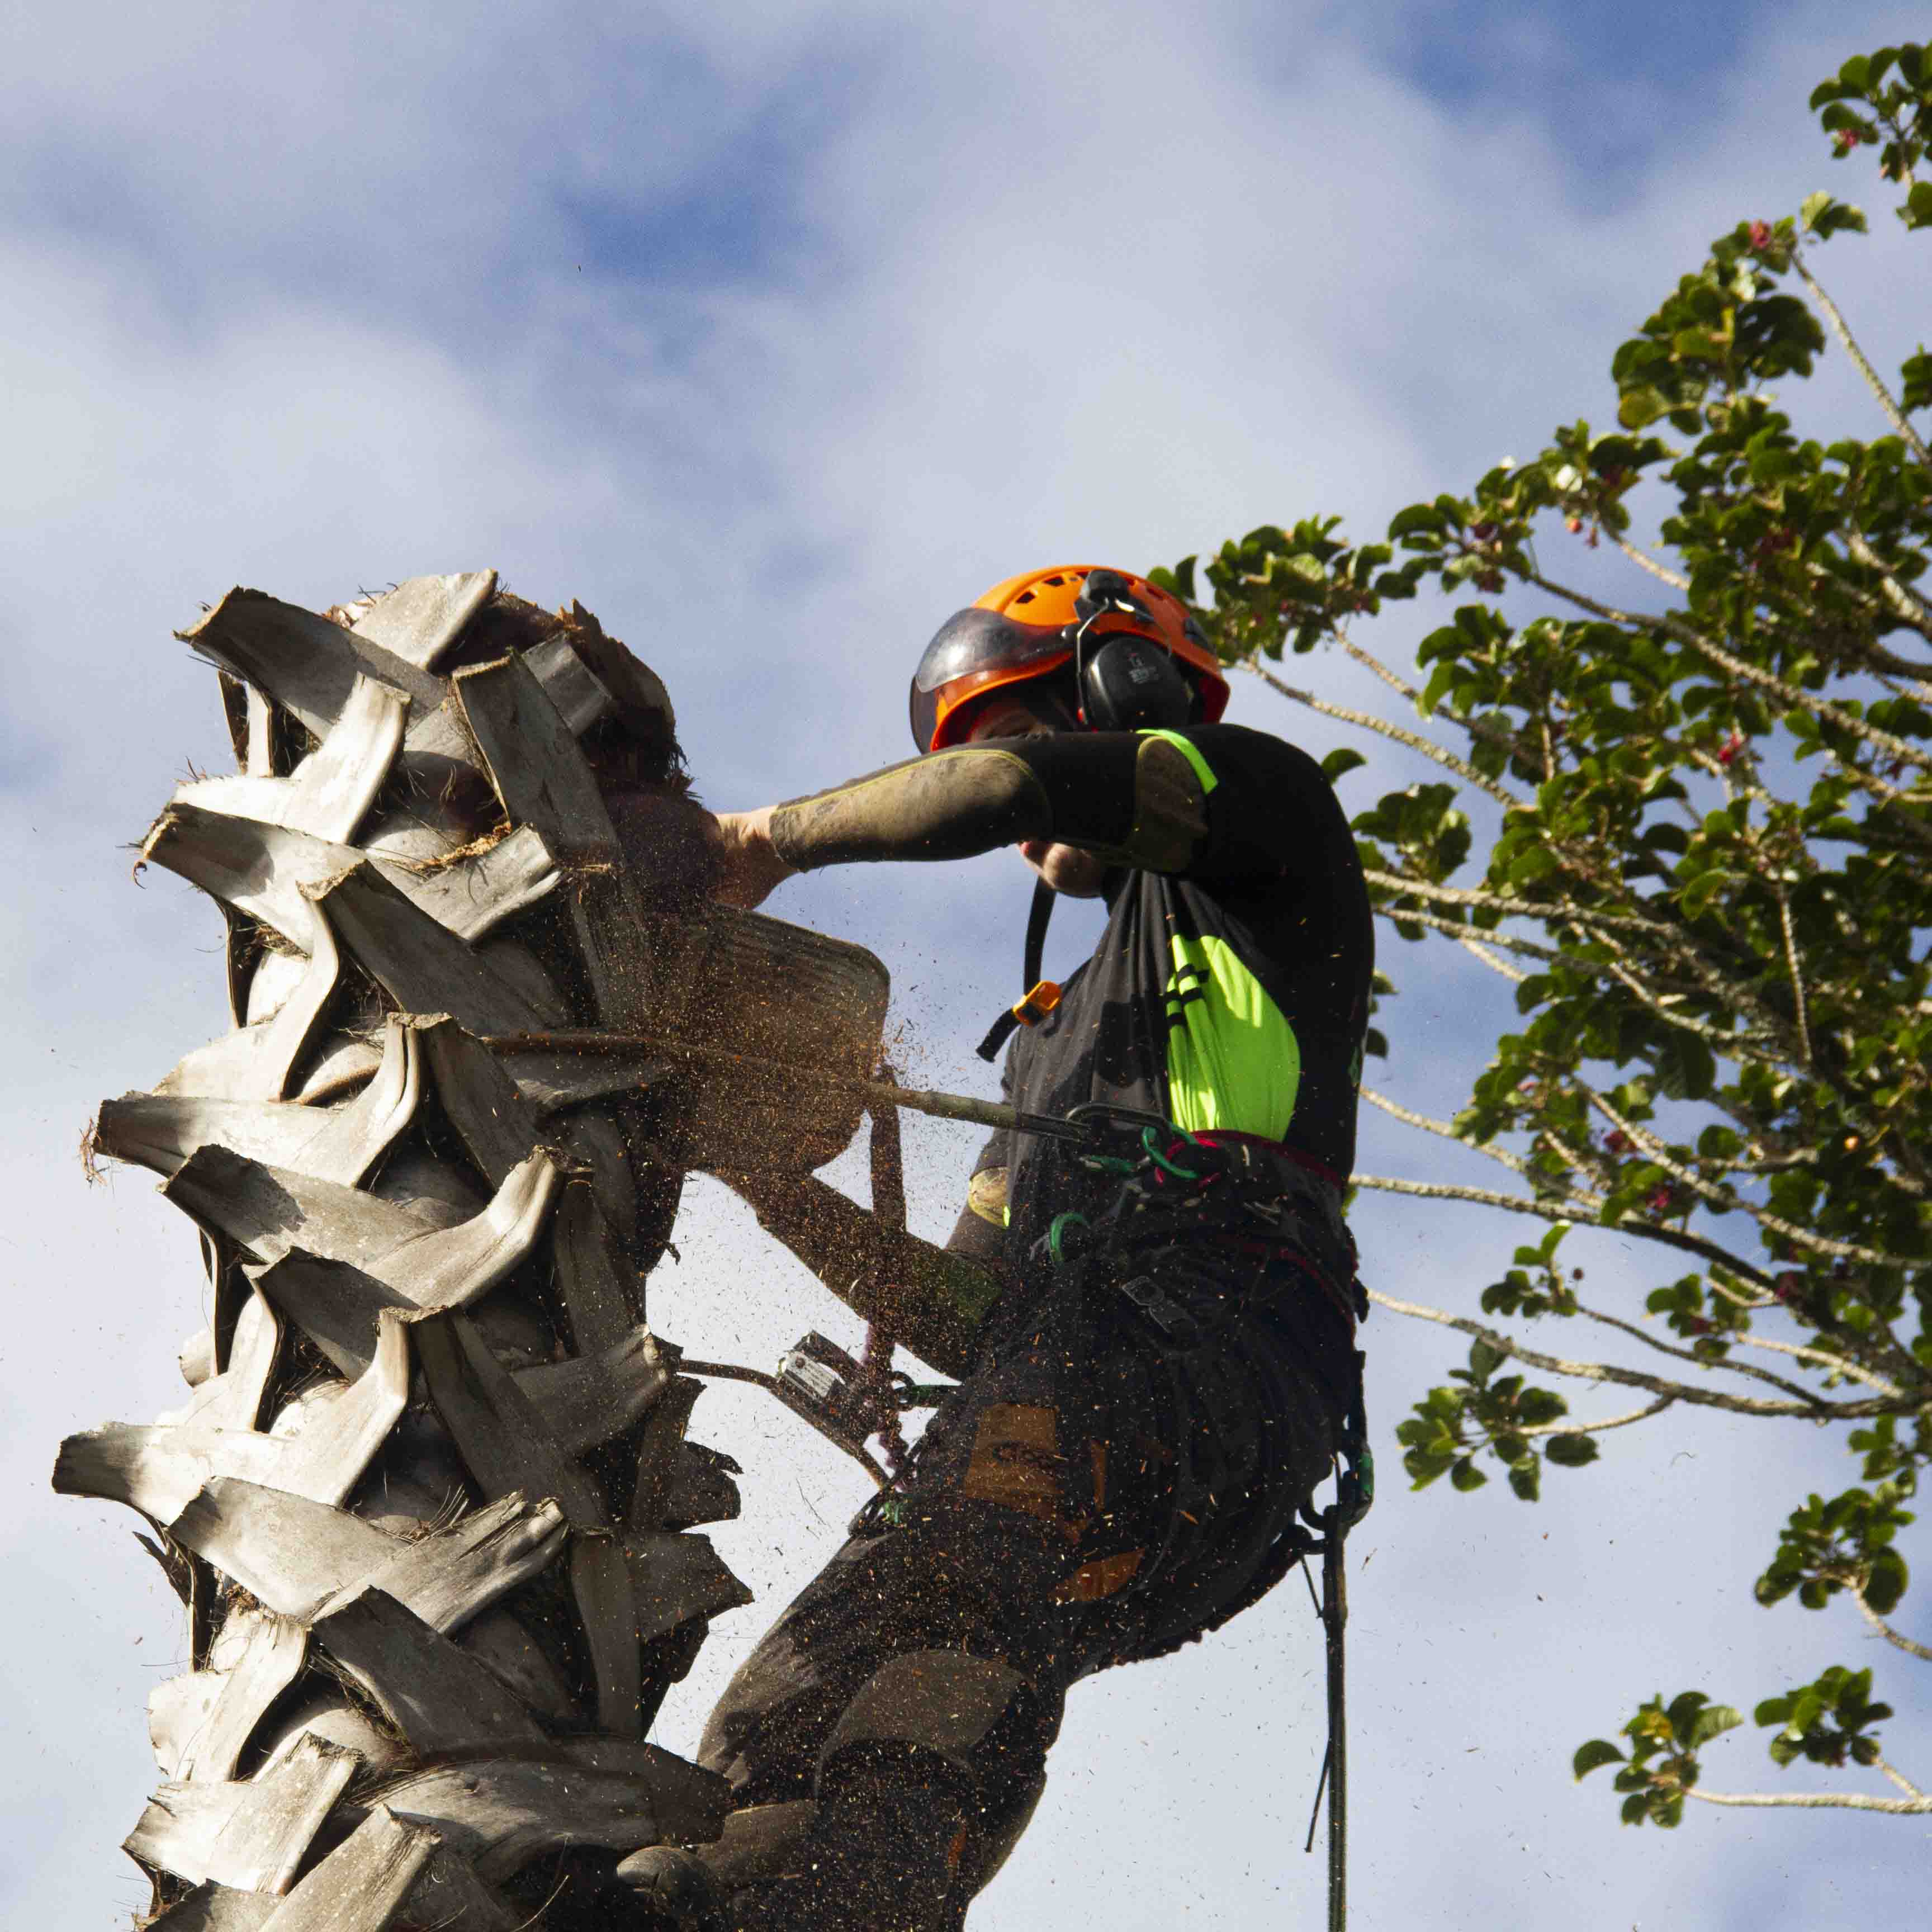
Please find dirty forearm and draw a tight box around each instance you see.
[769,748,1052,870]
[721,1170,1003,1379]
[767,732,1208,874]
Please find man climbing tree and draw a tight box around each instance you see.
[651,566,1374,1929]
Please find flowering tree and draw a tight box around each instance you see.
[1158,42,1932,1827]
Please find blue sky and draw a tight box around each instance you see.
[6,4,1929,1927]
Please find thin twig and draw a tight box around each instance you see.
[1842,529,1932,657]
[1680,1786,1932,1814]
[1731,1333,1907,1400]
[1852,1583,1932,1664]
[1517,1395,1676,1438]
[1792,252,1932,470]
[1612,534,1690,591]
[1365,1288,1910,1418]
[1569,1300,1821,1405]
[1360,1086,1532,1177]
[1246,661,1522,808]
[1773,884,1813,1068]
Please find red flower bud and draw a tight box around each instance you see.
[1834,129,1857,155]
[1773,1271,1804,1303]
[1684,1316,1713,1336]
[1717,732,1745,766]
[1603,1130,1632,1154]
[1565,515,1584,533]
[1748,220,1772,251]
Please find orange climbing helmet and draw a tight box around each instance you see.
[909,565,1230,752]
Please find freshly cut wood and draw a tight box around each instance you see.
[142,806,354,954]
[454,654,655,1027]
[148,1882,277,1930]
[146,1609,307,1784]
[399,1846,519,1932]
[258,1696,404,1782]
[157,911,345,1104]
[124,1734,358,1893]
[144,806,556,960]
[456,1609,578,1726]
[164,1146,560,1312]
[664,1443,742,1530]
[622,1531,753,1645]
[252,1254,415,1378]
[177,675,409,845]
[373,1745,728,1884]
[101,1016,421,1186]
[556,1738,730,1836]
[162,1288,282,1433]
[181,590,446,738]
[410,1309,641,1735]
[166,1480,569,1634]
[379,825,558,943]
[512,1325,671,1457]
[254,1805,441,1932]
[315,864,568,1032]
[411,1017,541,1185]
[551,1168,640,1357]
[495,1046,665,1115]
[61,1308,411,1521]
[676,1800,816,1889]
[349,571,497,670]
[312,1589,546,1757]
[520,633,613,735]
[627,1377,701,1532]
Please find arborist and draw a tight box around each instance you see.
[667,565,1374,1930]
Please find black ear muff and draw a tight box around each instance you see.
[1078,633,1194,733]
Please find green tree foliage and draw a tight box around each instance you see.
[1156,43,1932,1826]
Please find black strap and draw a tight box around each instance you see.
[975,877,1058,1062]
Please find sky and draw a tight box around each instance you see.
[4,3,1929,1926]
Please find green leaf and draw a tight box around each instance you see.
[1573,1739,1626,1779]
[1545,1433,1600,1469]
[1450,1457,1489,1493]
[1906,181,1932,230]
[1691,1703,1743,1746]
[1320,747,1368,784]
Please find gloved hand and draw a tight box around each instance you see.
[706,806,794,909]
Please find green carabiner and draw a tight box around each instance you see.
[1048,1210,1091,1267]
[1140,1125,1203,1182]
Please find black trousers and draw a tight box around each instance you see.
[698,1233,1355,1929]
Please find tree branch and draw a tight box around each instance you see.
[1365,1289,1913,1418]
[1568,1299,1822,1405]
[1791,251,1932,470]
[1680,1786,1932,1815]
[1360,1086,1534,1177]
[1245,661,1523,808]
[1522,567,1932,780]
[1579,1082,1920,1270]
[1518,1395,1675,1437]
[1853,1581,1932,1664]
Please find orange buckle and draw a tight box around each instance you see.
[1011,979,1062,1028]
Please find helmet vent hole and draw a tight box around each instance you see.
[1043,575,1064,586]
[1015,591,1035,604]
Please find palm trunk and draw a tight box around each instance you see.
[56,575,888,1930]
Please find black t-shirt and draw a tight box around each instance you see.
[959,723,1374,1265]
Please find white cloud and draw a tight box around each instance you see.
[7,3,1928,1924]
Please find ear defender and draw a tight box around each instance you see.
[1076,632,1196,732]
